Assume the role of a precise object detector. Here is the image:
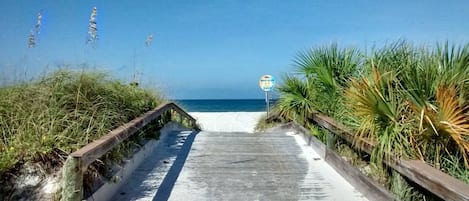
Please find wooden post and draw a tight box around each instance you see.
[163,110,171,123]
[326,132,337,150]
[191,119,196,129]
[177,110,183,124]
[182,118,187,127]
[61,156,83,201]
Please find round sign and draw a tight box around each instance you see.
[259,75,275,92]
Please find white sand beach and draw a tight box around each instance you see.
[189,112,265,133]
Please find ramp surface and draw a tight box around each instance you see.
[111,130,195,201]
[166,131,368,201]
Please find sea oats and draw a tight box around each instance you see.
[87,6,98,46]
[28,30,35,48]
[35,11,42,34]
[27,11,41,48]
[145,34,154,47]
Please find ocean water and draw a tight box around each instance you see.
[175,99,275,112]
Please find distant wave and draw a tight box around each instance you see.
[174,99,276,112]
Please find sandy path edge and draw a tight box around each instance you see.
[189,112,264,133]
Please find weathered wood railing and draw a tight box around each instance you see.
[305,113,469,201]
[61,102,196,201]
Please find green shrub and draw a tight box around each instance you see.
[0,70,163,174]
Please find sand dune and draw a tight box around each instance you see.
[189,112,264,133]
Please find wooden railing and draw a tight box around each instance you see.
[60,102,196,201]
[305,113,469,201]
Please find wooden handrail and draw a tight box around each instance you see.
[61,102,196,201]
[309,113,469,201]
[71,102,195,168]
[284,121,395,200]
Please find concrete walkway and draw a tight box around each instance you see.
[112,128,368,201]
[111,130,195,201]
[166,131,368,201]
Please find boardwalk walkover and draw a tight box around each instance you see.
[114,129,368,201]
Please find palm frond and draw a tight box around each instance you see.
[436,86,469,167]
[293,43,361,90]
[273,75,315,125]
[345,68,411,162]
[410,85,469,167]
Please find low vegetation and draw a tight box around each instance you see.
[254,114,278,131]
[0,70,163,175]
[271,41,469,200]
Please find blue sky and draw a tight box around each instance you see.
[1,1,469,99]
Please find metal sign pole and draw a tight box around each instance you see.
[266,91,269,117]
[259,74,275,119]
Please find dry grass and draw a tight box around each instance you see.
[0,69,163,175]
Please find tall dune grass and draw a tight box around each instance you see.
[0,70,163,174]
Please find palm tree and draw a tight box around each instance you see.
[403,43,469,168]
[408,86,469,168]
[294,43,361,90]
[345,67,412,163]
[273,75,315,126]
[346,41,469,168]
[292,44,361,117]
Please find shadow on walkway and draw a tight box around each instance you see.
[111,130,198,201]
[152,131,198,201]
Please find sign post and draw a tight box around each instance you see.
[259,75,275,117]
